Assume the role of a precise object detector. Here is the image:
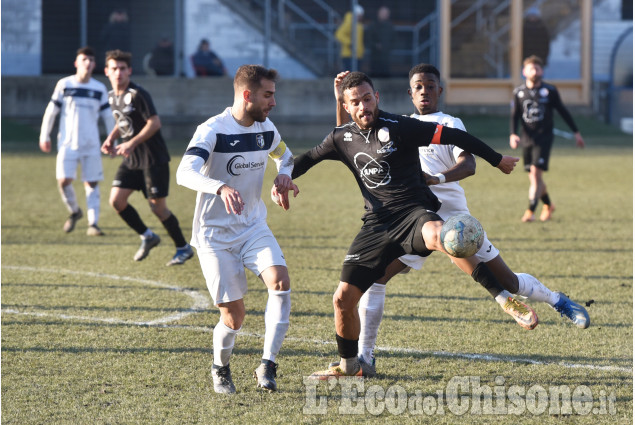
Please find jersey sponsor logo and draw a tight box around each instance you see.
[229,139,240,146]
[376,140,397,155]
[354,152,391,189]
[344,132,353,142]
[486,245,492,253]
[226,154,265,176]
[522,99,544,124]
[344,254,360,262]
[113,110,135,138]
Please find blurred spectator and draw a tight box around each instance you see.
[191,39,227,77]
[335,5,365,71]
[147,36,175,76]
[99,9,131,67]
[522,7,550,66]
[368,6,394,78]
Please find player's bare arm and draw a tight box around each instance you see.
[574,132,585,148]
[101,126,121,155]
[425,152,476,186]
[39,139,52,153]
[509,134,520,149]
[115,115,161,158]
[334,71,351,126]
[217,184,245,215]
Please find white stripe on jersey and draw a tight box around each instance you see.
[411,111,471,218]
[178,107,283,250]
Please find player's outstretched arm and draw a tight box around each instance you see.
[218,184,245,215]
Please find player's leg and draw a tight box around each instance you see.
[110,166,161,260]
[145,163,193,266]
[536,146,555,221]
[80,153,104,235]
[56,154,83,232]
[198,248,248,394]
[520,146,537,222]
[242,230,290,391]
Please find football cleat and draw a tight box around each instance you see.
[540,204,555,221]
[328,354,376,378]
[166,244,194,266]
[212,364,236,394]
[133,233,161,261]
[254,360,278,392]
[502,297,538,330]
[521,209,535,223]
[86,224,105,236]
[63,208,83,233]
[309,358,376,380]
[552,292,590,329]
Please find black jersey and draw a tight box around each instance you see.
[108,81,170,169]
[293,110,502,221]
[510,81,579,144]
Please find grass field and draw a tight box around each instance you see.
[1,117,633,424]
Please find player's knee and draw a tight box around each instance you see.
[110,197,126,212]
[422,221,444,252]
[269,276,290,292]
[333,289,356,313]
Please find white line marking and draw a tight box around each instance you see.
[2,266,630,374]
[2,265,210,325]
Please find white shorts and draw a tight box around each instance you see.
[196,228,287,304]
[56,150,104,182]
[399,232,500,270]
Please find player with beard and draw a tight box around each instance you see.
[275,71,532,379]
[176,65,298,394]
[102,50,192,265]
[323,65,590,375]
[510,55,585,222]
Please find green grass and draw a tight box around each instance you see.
[1,120,632,424]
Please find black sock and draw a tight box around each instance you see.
[162,213,187,247]
[335,333,358,359]
[540,193,551,206]
[528,199,538,212]
[471,262,504,298]
[118,205,148,235]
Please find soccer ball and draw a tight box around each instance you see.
[440,214,484,258]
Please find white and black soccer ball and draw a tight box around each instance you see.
[440,214,484,258]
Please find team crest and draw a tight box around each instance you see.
[124,92,132,104]
[539,88,549,97]
[378,127,390,142]
[344,132,353,142]
[256,134,265,149]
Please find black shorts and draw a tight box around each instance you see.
[522,136,553,172]
[112,161,170,199]
[340,207,441,293]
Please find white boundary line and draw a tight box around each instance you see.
[2,265,631,374]
[2,265,210,325]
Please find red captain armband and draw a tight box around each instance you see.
[430,124,443,145]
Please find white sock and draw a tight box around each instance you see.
[59,184,79,214]
[494,290,513,306]
[358,283,386,360]
[213,321,239,366]
[262,288,291,362]
[141,228,154,239]
[515,273,560,306]
[84,184,100,226]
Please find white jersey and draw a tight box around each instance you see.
[411,111,472,218]
[40,76,113,156]
[176,107,292,250]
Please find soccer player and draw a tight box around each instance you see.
[176,65,298,394]
[278,71,528,379]
[326,65,591,373]
[101,50,193,266]
[510,55,585,222]
[39,46,114,236]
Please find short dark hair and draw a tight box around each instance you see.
[408,63,440,82]
[234,64,279,91]
[523,55,544,67]
[105,49,132,67]
[339,71,375,98]
[76,46,95,58]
